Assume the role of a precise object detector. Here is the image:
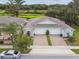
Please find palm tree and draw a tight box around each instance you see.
[14,0,25,5]
[7,0,25,17]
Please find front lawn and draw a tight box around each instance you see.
[0,48,11,53]
[0,48,32,53]
[71,49,79,54]
[65,24,79,46]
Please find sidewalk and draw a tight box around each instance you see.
[29,46,76,55]
[0,45,13,48]
[31,46,79,49]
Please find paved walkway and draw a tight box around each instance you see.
[33,35,48,46]
[50,36,67,46]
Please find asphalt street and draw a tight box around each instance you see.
[21,55,79,59]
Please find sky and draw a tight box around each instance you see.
[0,0,73,5]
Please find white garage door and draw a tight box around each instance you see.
[34,27,61,35]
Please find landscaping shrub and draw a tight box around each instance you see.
[46,30,52,46]
[46,30,49,36]
[68,37,76,42]
[27,31,30,36]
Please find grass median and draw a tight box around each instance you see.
[47,35,52,46]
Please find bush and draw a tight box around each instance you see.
[13,34,33,53]
[68,37,76,42]
[27,31,30,36]
[46,30,49,36]
[47,35,52,46]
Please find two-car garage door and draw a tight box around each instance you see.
[34,27,61,35]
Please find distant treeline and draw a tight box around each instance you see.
[0,4,66,10]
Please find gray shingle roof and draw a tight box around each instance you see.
[0,16,28,25]
[26,16,74,31]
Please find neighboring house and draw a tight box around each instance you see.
[3,32,12,44]
[0,16,28,44]
[0,16,28,25]
[24,16,75,37]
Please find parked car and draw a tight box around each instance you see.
[0,50,21,59]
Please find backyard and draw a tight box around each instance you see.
[0,10,45,19]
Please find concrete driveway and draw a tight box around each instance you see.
[50,36,67,46]
[33,35,67,46]
[33,35,48,46]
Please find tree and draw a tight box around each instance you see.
[46,5,78,25]
[7,0,25,17]
[63,7,78,25]
[73,0,79,7]
[1,23,19,36]
[68,0,79,25]
[13,33,32,53]
[45,5,67,19]
[68,0,79,12]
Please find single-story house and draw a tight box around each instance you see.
[24,16,75,37]
[0,16,75,38]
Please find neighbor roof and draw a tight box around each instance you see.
[25,16,74,31]
[0,16,28,25]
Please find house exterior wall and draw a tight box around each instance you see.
[61,28,74,37]
[24,26,74,37]
[33,27,61,35]
[24,18,74,37]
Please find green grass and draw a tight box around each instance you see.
[47,35,52,46]
[21,49,32,53]
[66,24,79,46]
[0,10,45,19]
[19,10,47,13]
[18,14,45,19]
[0,13,45,19]
[0,10,5,13]
[0,48,11,53]
[0,48,31,53]
[71,49,79,54]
